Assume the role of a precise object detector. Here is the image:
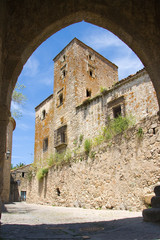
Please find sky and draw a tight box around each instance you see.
[11,21,143,167]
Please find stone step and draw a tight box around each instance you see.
[151,196,160,208]
[143,208,160,222]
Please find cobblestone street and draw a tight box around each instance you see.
[0,202,160,239]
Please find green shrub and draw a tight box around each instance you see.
[37,167,48,180]
[100,86,107,93]
[54,152,65,167]
[64,150,72,163]
[103,115,135,139]
[47,154,54,167]
[137,127,144,138]
[94,134,104,146]
[79,134,84,143]
[84,139,92,155]
[73,138,78,146]
[90,151,96,159]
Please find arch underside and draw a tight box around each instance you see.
[0,0,160,201]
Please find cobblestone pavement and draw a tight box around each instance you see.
[0,202,160,239]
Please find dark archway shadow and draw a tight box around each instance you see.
[1,217,160,239]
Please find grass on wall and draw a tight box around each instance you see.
[37,167,48,180]
[84,139,92,155]
[33,115,135,180]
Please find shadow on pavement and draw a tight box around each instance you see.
[0,217,160,240]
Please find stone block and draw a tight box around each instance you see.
[144,194,154,205]
[151,196,160,208]
[151,123,157,129]
[154,185,160,196]
[143,208,160,222]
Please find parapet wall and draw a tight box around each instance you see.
[27,115,160,211]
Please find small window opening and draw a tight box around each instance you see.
[153,128,156,134]
[63,55,66,61]
[59,93,63,105]
[89,70,93,77]
[43,138,48,152]
[89,54,92,60]
[63,70,66,77]
[86,89,91,97]
[56,188,61,196]
[42,110,46,119]
[113,105,121,118]
[22,172,25,178]
[61,131,66,143]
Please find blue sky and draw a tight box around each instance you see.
[11,21,143,167]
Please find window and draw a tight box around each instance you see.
[54,125,67,147]
[59,93,63,105]
[43,138,48,152]
[63,69,66,77]
[89,70,93,77]
[63,55,66,61]
[42,110,46,120]
[86,89,91,97]
[61,131,66,143]
[56,188,61,196]
[22,172,25,178]
[89,54,92,60]
[113,105,122,118]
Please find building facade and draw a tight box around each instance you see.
[10,39,160,209]
[34,38,158,168]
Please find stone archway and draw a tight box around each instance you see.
[0,0,160,204]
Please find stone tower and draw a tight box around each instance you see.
[34,38,118,165]
[53,38,118,152]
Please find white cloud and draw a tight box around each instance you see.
[39,65,54,86]
[12,155,22,159]
[21,108,35,118]
[11,102,35,119]
[23,56,39,77]
[82,28,143,79]
[114,53,144,80]
[17,123,30,131]
[83,30,124,50]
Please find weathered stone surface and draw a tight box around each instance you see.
[1,0,160,223]
[143,208,160,222]
[144,194,154,206]
[1,118,16,203]
[26,115,160,211]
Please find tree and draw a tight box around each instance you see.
[11,162,26,170]
[11,83,26,119]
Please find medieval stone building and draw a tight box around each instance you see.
[11,38,160,211]
[34,38,158,167]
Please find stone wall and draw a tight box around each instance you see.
[10,164,31,202]
[27,114,160,211]
[34,95,54,166]
[75,69,159,143]
[33,39,159,175]
[1,118,16,203]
